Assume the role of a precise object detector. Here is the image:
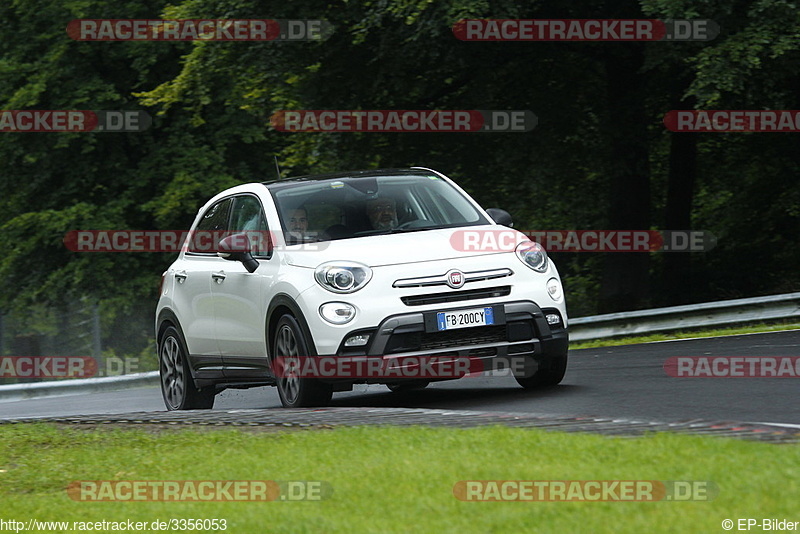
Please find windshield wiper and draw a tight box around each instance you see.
[353,224,441,237]
[384,225,440,234]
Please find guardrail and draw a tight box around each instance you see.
[0,372,158,402]
[1,292,799,400]
[569,291,800,342]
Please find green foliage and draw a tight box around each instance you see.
[0,0,798,354]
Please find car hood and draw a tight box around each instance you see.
[281,226,529,268]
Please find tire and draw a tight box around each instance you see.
[514,353,568,389]
[159,326,215,410]
[386,381,429,393]
[273,314,333,408]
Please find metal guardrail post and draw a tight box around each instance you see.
[92,302,102,361]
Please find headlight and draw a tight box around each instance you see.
[515,241,548,272]
[315,261,372,293]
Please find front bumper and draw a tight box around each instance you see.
[317,300,568,383]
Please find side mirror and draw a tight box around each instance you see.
[485,208,513,227]
[216,233,262,273]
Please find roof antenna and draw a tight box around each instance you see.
[274,155,282,180]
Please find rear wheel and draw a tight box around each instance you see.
[514,353,568,389]
[273,315,333,408]
[159,326,215,410]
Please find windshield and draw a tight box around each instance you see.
[270,173,489,243]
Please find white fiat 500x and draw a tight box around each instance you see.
[156,168,568,409]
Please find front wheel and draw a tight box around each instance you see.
[273,315,333,408]
[159,326,215,410]
[514,353,568,389]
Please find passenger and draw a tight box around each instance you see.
[286,207,309,242]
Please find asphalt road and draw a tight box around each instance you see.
[1,330,798,425]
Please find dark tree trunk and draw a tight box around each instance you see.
[12,334,42,382]
[662,129,697,305]
[597,43,651,313]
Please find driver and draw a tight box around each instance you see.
[366,197,399,231]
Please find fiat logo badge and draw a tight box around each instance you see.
[446,269,465,289]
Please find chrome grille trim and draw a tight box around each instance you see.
[393,268,513,288]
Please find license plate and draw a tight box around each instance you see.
[437,307,494,331]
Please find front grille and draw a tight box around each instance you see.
[384,325,507,354]
[401,286,511,306]
[420,325,507,350]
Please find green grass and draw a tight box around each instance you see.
[1,424,797,533]
[570,322,800,350]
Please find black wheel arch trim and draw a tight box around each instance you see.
[156,308,201,384]
[156,308,182,340]
[266,294,318,362]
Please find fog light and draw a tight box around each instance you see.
[546,277,563,301]
[319,302,355,324]
[546,313,561,326]
[344,334,370,347]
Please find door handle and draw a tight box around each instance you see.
[174,270,187,283]
[211,271,227,283]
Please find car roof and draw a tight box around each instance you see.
[261,168,438,188]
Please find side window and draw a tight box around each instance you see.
[188,198,232,253]
[230,195,271,257]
